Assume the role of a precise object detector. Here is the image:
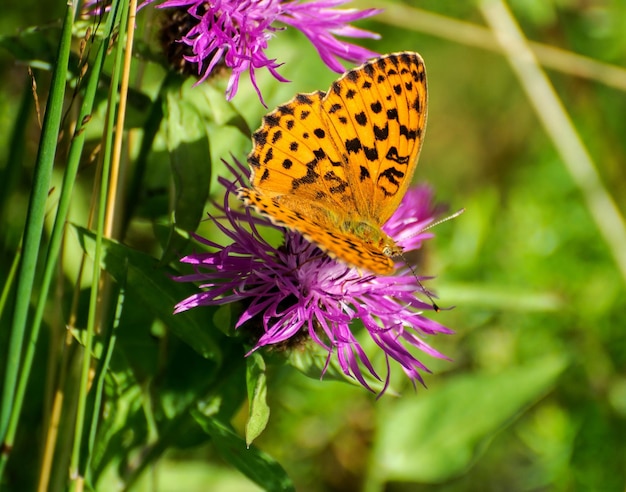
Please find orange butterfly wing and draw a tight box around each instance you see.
[238,52,428,274]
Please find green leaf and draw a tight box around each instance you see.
[197,83,251,137]
[191,410,295,492]
[373,356,569,483]
[164,84,212,231]
[90,363,149,485]
[245,352,270,446]
[72,225,222,361]
[161,83,212,264]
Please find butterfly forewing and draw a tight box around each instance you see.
[247,91,357,212]
[321,52,427,225]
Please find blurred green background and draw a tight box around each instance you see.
[1,0,625,491]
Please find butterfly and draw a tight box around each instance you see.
[237,52,427,274]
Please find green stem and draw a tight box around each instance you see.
[69,0,130,485]
[0,242,21,328]
[0,1,75,477]
[84,281,124,481]
[2,3,121,487]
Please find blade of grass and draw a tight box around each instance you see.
[0,2,75,473]
[27,7,122,491]
[479,0,626,283]
[70,0,134,488]
[84,280,125,482]
[105,0,137,239]
[0,241,21,325]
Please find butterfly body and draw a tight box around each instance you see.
[238,52,427,274]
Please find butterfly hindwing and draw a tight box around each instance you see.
[238,188,395,273]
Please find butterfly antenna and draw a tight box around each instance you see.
[401,208,466,312]
[422,208,465,232]
[402,256,440,312]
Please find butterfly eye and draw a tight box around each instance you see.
[382,244,404,258]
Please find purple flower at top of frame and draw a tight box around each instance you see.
[83,0,381,105]
[173,160,453,395]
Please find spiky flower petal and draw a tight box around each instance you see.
[174,161,453,394]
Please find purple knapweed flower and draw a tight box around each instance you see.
[83,0,381,105]
[174,161,453,395]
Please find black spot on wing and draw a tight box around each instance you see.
[329,103,342,113]
[323,170,349,195]
[291,162,319,190]
[289,143,328,191]
[253,130,268,146]
[399,125,418,140]
[399,52,413,65]
[364,146,378,161]
[373,123,389,141]
[296,94,313,105]
[378,167,405,196]
[249,154,260,168]
[347,69,359,82]
[379,167,404,185]
[385,146,409,165]
[278,104,294,116]
[359,165,370,181]
[345,138,362,154]
[412,96,422,112]
[313,148,326,160]
[264,114,279,127]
